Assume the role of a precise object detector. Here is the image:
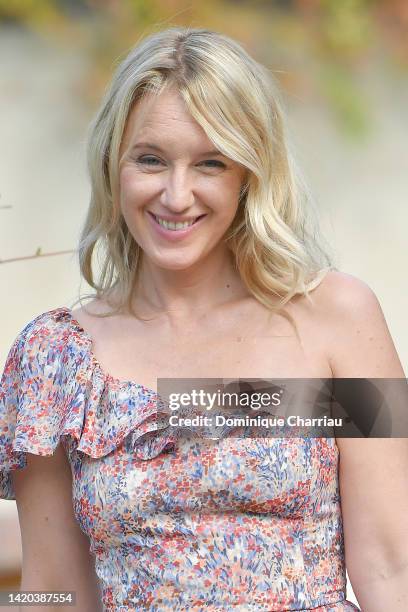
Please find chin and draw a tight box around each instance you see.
[142,245,214,271]
[154,258,201,271]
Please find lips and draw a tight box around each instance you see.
[146,210,208,240]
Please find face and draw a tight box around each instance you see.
[118,87,247,271]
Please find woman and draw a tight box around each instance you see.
[1,26,407,611]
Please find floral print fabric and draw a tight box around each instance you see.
[0,308,360,611]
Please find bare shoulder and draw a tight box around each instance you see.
[308,270,405,378]
[305,269,379,315]
[289,270,376,323]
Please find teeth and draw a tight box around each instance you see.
[154,215,198,230]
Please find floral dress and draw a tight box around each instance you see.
[0,308,361,611]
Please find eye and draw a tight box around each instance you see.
[137,155,162,166]
[200,160,225,168]
[135,156,225,169]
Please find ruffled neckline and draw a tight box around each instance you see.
[5,307,178,462]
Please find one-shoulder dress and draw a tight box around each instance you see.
[0,308,361,611]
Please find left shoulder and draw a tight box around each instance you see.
[309,270,405,377]
[310,269,379,314]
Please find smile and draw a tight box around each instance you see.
[154,215,202,230]
[149,213,205,231]
[147,211,207,241]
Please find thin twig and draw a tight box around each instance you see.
[0,250,76,264]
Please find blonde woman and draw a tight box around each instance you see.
[1,27,407,611]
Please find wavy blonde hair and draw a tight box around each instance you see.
[73,25,335,324]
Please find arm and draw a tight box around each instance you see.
[336,438,408,610]
[319,272,408,610]
[12,443,103,612]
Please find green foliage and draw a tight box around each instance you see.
[0,0,406,139]
[318,62,371,140]
[320,0,375,59]
[0,0,59,25]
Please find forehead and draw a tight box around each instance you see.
[121,87,214,151]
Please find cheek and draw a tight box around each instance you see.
[219,173,244,199]
[203,178,241,209]
[216,182,241,217]
[119,168,155,209]
[118,168,242,219]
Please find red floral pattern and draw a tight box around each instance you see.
[0,308,360,611]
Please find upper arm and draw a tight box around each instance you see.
[336,438,408,593]
[315,272,408,591]
[12,443,103,611]
[317,271,405,378]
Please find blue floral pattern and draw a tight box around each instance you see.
[0,308,360,611]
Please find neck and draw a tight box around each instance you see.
[132,244,249,323]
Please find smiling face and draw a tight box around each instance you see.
[118,87,247,271]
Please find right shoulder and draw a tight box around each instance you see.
[9,307,76,341]
[1,307,79,371]
[0,307,90,500]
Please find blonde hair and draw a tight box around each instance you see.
[73,25,335,323]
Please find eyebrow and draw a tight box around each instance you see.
[131,141,224,156]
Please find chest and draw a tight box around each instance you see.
[83,302,332,390]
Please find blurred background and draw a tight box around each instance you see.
[1,0,407,607]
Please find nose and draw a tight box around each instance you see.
[159,166,195,212]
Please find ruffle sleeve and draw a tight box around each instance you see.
[0,308,177,501]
